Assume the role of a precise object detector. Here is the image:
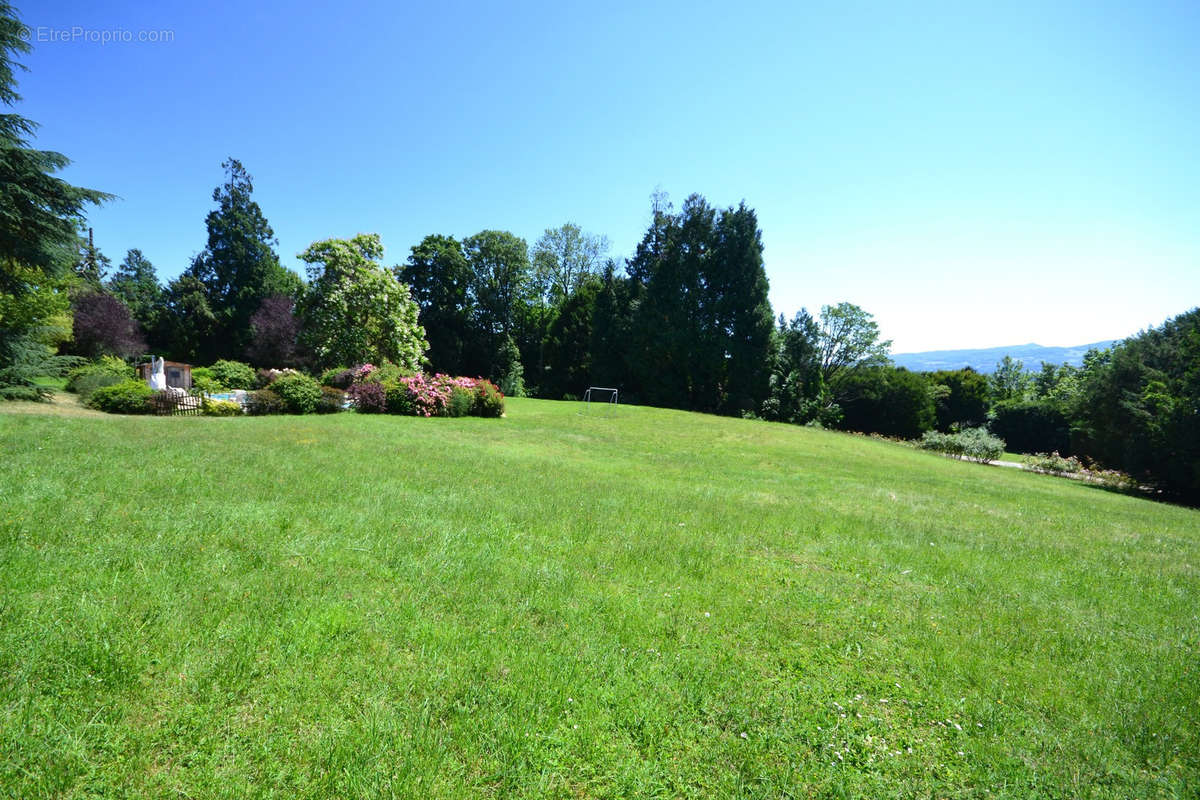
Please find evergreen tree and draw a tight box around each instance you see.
[156,273,218,362]
[928,368,989,431]
[710,202,774,414]
[589,260,636,395]
[762,310,825,423]
[627,193,773,413]
[541,277,601,398]
[182,158,301,361]
[74,229,111,290]
[106,248,162,334]
[0,1,111,398]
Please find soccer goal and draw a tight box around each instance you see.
[582,386,619,413]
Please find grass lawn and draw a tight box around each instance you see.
[32,376,67,391]
[1,398,1196,798]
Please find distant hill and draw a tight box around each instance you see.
[890,340,1117,374]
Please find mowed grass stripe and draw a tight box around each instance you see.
[0,399,1196,798]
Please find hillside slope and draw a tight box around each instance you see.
[0,399,1196,798]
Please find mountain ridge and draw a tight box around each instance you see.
[890,340,1117,374]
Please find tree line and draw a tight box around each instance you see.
[1,0,1196,503]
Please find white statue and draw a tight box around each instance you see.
[149,356,167,391]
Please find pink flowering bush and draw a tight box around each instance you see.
[365,372,505,418]
[341,363,504,418]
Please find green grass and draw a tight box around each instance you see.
[32,375,67,391]
[1,399,1197,798]
[997,451,1026,463]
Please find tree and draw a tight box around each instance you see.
[298,233,426,370]
[990,400,1070,454]
[0,1,111,398]
[531,223,609,305]
[762,310,825,424]
[627,194,773,413]
[496,334,525,397]
[836,366,935,439]
[69,291,145,359]
[541,277,601,398]
[246,294,303,367]
[155,273,218,362]
[1070,309,1200,500]
[709,202,774,414]
[74,228,111,290]
[629,194,710,408]
[817,302,892,392]
[183,158,302,360]
[588,260,636,394]
[106,248,162,334]
[989,355,1031,405]
[398,235,474,375]
[929,368,989,431]
[462,230,532,378]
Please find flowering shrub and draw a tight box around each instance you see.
[473,379,505,418]
[383,374,481,417]
[1023,452,1139,492]
[1022,452,1083,474]
[342,370,503,417]
[347,381,386,413]
[362,361,413,386]
[918,427,1004,463]
[255,367,300,388]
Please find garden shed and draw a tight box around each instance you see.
[138,359,193,390]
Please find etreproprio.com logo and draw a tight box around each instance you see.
[25,26,175,45]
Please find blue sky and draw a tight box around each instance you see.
[15,0,1200,352]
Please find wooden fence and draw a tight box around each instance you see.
[150,392,203,416]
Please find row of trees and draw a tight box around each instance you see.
[1,0,1195,500]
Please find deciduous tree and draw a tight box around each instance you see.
[246,294,303,367]
[463,230,531,378]
[298,233,426,370]
[398,235,473,374]
[69,291,145,359]
[531,223,609,305]
[817,302,892,391]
